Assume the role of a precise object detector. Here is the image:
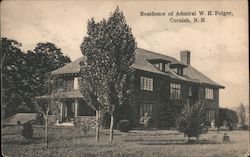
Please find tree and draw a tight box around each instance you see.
[25,42,71,97]
[80,7,136,143]
[1,37,27,116]
[237,103,246,127]
[21,42,71,113]
[218,108,238,128]
[34,75,61,148]
[177,101,207,142]
[1,39,71,117]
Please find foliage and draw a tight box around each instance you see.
[21,121,33,139]
[79,7,136,142]
[23,43,71,107]
[1,37,71,116]
[1,37,26,116]
[74,119,91,136]
[35,113,45,125]
[117,120,131,132]
[177,101,207,141]
[160,103,182,129]
[236,103,246,126]
[218,108,238,127]
[17,121,22,125]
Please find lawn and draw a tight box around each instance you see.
[1,125,249,157]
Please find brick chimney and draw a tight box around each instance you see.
[180,50,191,65]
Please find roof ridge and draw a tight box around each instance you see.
[137,47,179,62]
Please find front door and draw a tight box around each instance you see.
[66,103,75,121]
[62,102,75,122]
[188,86,199,105]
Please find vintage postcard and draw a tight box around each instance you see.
[1,0,249,157]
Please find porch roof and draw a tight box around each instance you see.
[36,90,84,99]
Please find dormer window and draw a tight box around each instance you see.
[170,63,187,76]
[153,63,164,71]
[177,68,183,75]
[165,63,169,71]
[154,63,160,70]
[148,59,171,72]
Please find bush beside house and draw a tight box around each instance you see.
[218,108,238,130]
[177,101,207,142]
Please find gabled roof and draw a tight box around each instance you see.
[51,48,224,88]
[51,56,84,75]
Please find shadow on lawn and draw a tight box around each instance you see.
[2,136,44,145]
[124,139,220,145]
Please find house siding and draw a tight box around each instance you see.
[132,70,220,128]
[47,48,224,129]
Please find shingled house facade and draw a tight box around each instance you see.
[39,48,224,128]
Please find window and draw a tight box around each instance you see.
[153,63,164,71]
[140,77,153,91]
[183,68,187,75]
[74,77,79,90]
[177,68,183,75]
[170,83,181,99]
[172,68,177,73]
[159,63,163,71]
[165,63,169,71]
[154,63,160,69]
[140,103,153,118]
[205,88,213,99]
[57,79,65,92]
[207,109,215,121]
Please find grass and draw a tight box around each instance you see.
[1,125,249,157]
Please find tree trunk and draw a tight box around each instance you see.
[109,113,114,143]
[45,116,48,148]
[95,110,100,142]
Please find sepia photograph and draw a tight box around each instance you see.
[1,0,249,157]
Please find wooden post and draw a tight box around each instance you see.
[96,110,100,142]
[60,103,63,122]
[45,116,48,148]
[109,112,114,143]
[74,99,78,117]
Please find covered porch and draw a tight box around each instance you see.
[36,90,96,125]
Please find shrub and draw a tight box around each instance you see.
[34,113,44,125]
[117,120,131,132]
[74,119,90,136]
[21,121,33,139]
[17,121,22,125]
[177,101,207,142]
[160,103,182,129]
[115,104,132,126]
[219,108,238,128]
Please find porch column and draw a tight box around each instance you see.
[74,99,78,117]
[60,103,63,122]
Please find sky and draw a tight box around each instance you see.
[1,0,249,108]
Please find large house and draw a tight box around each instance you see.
[38,48,224,128]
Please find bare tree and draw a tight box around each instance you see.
[34,75,61,148]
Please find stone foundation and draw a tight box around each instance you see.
[74,116,96,128]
